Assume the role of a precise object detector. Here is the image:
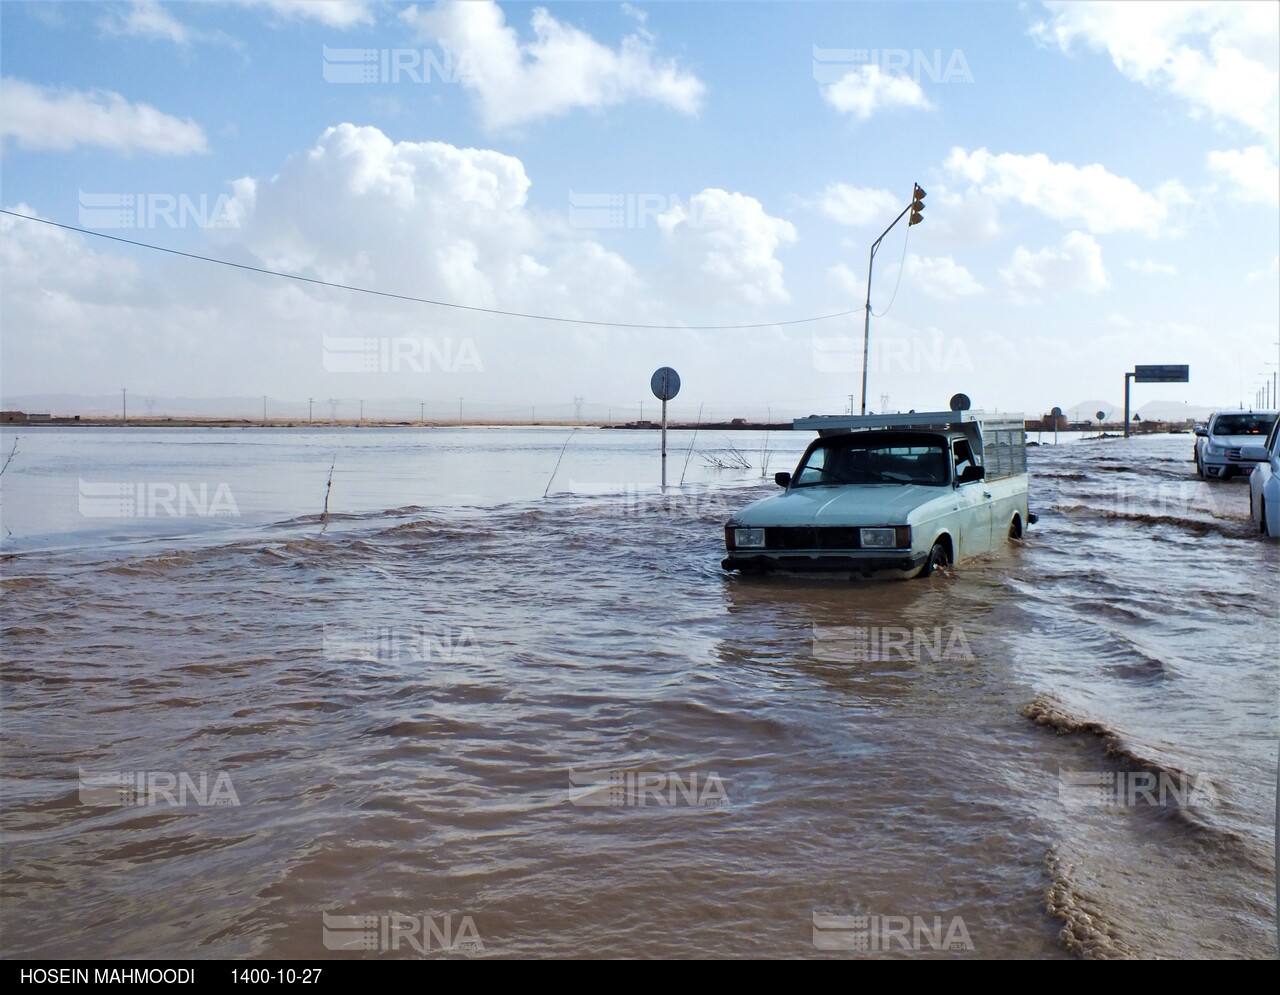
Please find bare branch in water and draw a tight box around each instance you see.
[544,430,578,498]
[680,403,704,487]
[700,442,751,470]
[0,437,17,478]
[320,456,336,532]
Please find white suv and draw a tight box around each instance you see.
[1194,410,1277,479]
[1242,416,1280,537]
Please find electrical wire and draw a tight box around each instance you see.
[870,221,911,318]
[1,210,865,331]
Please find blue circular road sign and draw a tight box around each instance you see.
[651,367,681,401]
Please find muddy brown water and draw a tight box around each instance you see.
[1,429,1275,958]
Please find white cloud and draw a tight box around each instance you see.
[240,1,375,29]
[0,77,208,155]
[98,1,190,44]
[1245,255,1279,284]
[1,203,141,301]
[1126,258,1177,276]
[820,65,932,121]
[1206,146,1280,205]
[923,185,1004,245]
[944,146,1192,236]
[402,1,705,129]
[815,184,900,227]
[827,262,865,302]
[1031,1,1279,155]
[1000,231,1109,298]
[0,204,149,369]
[657,189,797,306]
[902,253,984,300]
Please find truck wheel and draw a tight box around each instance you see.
[1008,515,1024,541]
[1263,498,1271,537]
[1195,457,1204,478]
[920,540,950,578]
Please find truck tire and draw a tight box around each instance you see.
[920,540,950,578]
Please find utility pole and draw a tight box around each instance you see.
[640,400,644,421]
[861,183,925,414]
[359,399,363,424]
[458,397,464,423]
[262,395,267,424]
[420,402,425,424]
[308,397,314,424]
[121,387,127,425]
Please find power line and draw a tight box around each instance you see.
[870,221,911,318]
[1,210,865,332]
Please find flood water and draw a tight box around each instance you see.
[1,427,1276,959]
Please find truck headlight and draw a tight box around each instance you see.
[734,527,766,548]
[860,527,896,548]
[1206,442,1225,455]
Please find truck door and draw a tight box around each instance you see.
[953,438,993,555]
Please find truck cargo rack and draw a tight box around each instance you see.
[793,411,1027,479]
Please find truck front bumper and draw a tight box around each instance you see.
[722,550,929,576]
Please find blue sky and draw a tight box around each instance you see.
[2,1,1277,421]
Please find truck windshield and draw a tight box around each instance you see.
[1212,414,1275,435]
[793,433,950,487]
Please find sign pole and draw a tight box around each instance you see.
[661,398,668,492]
[1124,372,1133,439]
[650,366,681,493]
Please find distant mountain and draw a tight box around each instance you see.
[1134,400,1221,422]
[1057,399,1121,422]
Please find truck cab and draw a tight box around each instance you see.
[722,409,1031,579]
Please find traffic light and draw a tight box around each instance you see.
[908,184,926,226]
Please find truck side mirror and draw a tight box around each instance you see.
[1194,426,1208,437]
[958,465,985,484]
[774,471,791,488]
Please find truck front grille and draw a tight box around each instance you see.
[765,527,865,550]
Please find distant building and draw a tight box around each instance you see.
[1,411,27,424]
[27,413,51,422]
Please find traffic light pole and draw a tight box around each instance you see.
[860,184,924,416]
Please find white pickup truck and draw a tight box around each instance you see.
[722,408,1032,578]
[1194,410,1277,479]
[1241,415,1280,537]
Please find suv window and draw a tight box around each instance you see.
[1212,413,1274,435]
